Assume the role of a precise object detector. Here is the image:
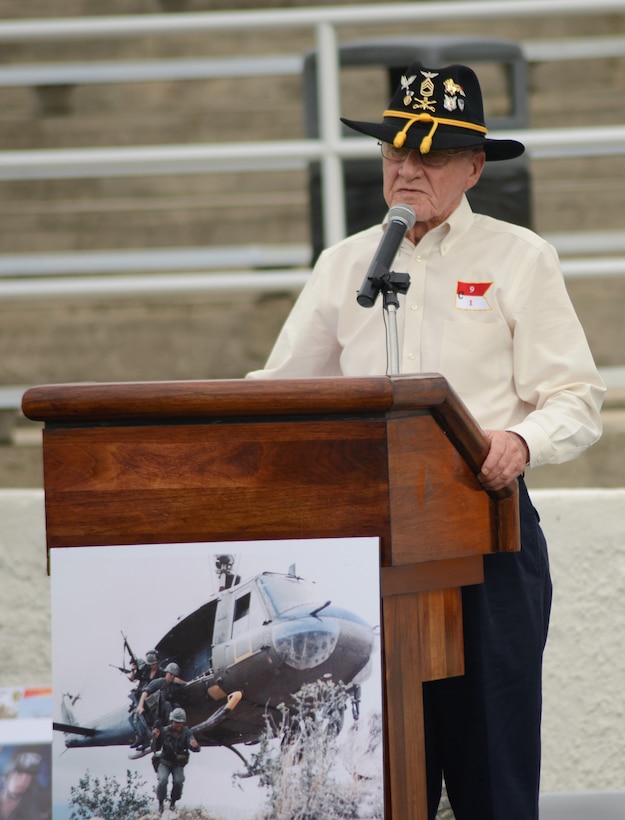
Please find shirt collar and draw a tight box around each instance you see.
[380,194,473,254]
[438,194,473,255]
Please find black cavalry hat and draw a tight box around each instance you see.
[341,61,524,162]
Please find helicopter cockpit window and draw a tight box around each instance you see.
[231,589,264,640]
[233,592,250,624]
[257,575,320,617]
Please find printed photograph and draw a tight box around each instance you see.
[0,685,52,820]
[0,687,52,723]
[0,744,51,820]
[51,537,384,819]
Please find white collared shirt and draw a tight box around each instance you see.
[247,196,605,468]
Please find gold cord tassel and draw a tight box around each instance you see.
[385,109,487,154]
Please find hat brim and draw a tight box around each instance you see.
[341,117,525,162]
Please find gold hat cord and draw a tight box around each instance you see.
[383,110,488,154]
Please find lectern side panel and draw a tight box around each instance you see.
[418,587,465,682]
[41,420,392,548]
[387,414,496,564]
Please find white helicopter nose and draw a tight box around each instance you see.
[271,613,374,676]
[272,617,340,669]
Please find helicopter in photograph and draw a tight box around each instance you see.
[54,554,378,763]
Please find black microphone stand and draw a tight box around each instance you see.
[359,268,411,375]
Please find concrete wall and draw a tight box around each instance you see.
[539,489,625,793]
[1,487,624,794]
[0,490,49,684]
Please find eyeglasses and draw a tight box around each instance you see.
[380,142,472,167]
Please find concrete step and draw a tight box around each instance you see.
[526,408,625,490]
[0,169,622,255]
[0,176,310,253]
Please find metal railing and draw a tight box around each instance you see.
[1,38,624,88]
[0,0,623,41]
[0,242,623,299]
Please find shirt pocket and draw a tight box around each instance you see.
[439,320,512,395]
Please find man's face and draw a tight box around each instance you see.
[382,147,485,237]
[171,721,184,734]
[165,672,174,683]
[6,771,33,797]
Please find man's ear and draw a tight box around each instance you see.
[465,150,486,191]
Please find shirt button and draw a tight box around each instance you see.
[410,303,418,311]
[407,352,416,360]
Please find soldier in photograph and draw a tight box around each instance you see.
[129,649,165,750]
[151,707,200,814]
[0,752,50,820]
[134,662,187,753]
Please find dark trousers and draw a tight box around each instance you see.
[156,761,185,804]
[424,477,552,820]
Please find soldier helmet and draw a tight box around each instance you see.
[170,707,186,723]
[7,751,42,776]
[145,650,159,664]
[165,662,180,676]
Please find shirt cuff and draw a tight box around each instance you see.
[506,419,554,469]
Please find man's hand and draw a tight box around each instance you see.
[478,430,529,491]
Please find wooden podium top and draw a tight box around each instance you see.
[23,373,519,558]
[23,372,464,421]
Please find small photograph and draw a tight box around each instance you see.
[51,537,384,820]
[0,685,52,819]
[0,743,51,820]
[0,687,53,722]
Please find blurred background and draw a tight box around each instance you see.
[0,0,623,487]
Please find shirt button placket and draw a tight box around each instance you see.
[403,253,426,372]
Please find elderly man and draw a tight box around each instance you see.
[247,61,605,819]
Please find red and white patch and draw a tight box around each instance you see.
[455,281,492,311]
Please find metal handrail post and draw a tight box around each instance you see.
[316,21,346,249]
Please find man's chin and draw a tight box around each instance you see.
[389,193,427,214]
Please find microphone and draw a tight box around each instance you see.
[357,204,416,308]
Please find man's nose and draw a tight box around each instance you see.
[398,150,426,174]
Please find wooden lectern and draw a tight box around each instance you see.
[23,374,519,819]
